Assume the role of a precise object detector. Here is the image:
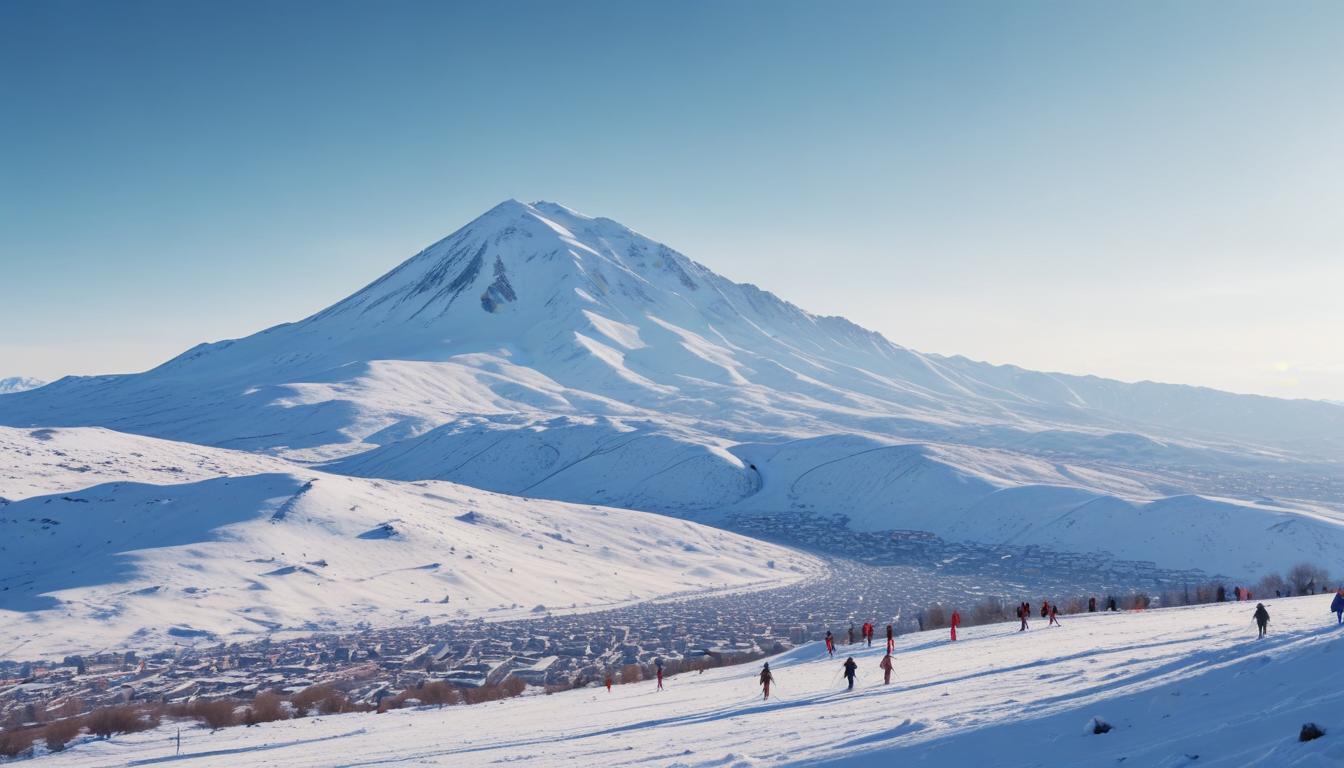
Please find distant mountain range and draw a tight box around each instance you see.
[0,376,45,395]
[3,200,1342,576]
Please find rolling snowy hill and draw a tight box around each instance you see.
[34,594,1344,767]
[2,200,1341,577]
[0,426,817,657]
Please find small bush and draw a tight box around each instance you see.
[417,681,458,707]
[85,705,155,739]
[0,728,36,759]
[290,684,336,717]
[42,717,84,752]
[501,676,526,697]
[184,699,237,730]
[243,692,288,726]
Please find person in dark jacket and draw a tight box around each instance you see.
[848,623,856,645]
[1048,603,1061,627]
[1088,596,1097,612]
[1017,603,1029,632]
[885,623,895,653]
[1040,601,1049,619]
[759,662,774,700]
[1331,590,1344,625]
[842,657,858,690]
[1254,603,1270,638]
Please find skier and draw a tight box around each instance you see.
[864,622,874,647]
[1040,601,1049,619]
[825,630,836,658]
[950,610,961,642]
[1048,603,1061,627]
[655,657,665,690]
[885,623,895,653]
[842,657,858,690]
[1332,589,1344,625]
[759,662,774,700]
[1253,603,1270,638]
[1017,603,1029,632]
[848,623,856,645]
[605,672,613,692]
[1088,596,1097,613]
[879,652,894,685]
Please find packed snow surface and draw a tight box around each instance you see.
[0,427,817,657]
[36,595,1344,767]
[3,200,1342,576]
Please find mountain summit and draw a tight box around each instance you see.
[3,200,1343,575]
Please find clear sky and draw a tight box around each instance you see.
[3,0,1341,400]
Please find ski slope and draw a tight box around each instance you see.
[0,427,818,657]
[37,594,1344,767]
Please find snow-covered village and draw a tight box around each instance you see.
[4,2,1344,766]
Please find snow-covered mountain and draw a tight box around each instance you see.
[0,426,816,656]
[0,376,44,395]
[2,200,1342,576]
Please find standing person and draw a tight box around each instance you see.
[848,623,856,645]
[842,657,858,690]
[1048,603,1061,627]
[865,622,874,647]
[950,610,961,642]
[759,662,774,700]
[1332,589,1344,625]
[1253,603,1270,638]
[605,672,613,692]
[825,630,836,658]
[1040,601,1049,619]
[655,657,665,690]
[1088,596,1097,613]
[1108,597,1117,612]
[879,652,894,685]
[1017,603,1029,632]
[885,623,895,653]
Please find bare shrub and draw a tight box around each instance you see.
[500,676,526,697]
[0,728,36,759]
[969,598,1010,626]
[242,692,287,726]
[1288,563,1329,595]
[416,681,457,708]
[42,717,84,752]
[85,705,155,739]
[1257,572,1288,598]
[619,663,643,684]
[922,603,948,629]
[290,684,336,717]
[184,699,238,730]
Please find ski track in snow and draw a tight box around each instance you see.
[33,596,1344,767]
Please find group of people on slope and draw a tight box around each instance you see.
[681,591,1344,703]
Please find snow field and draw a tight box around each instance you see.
[33,594,1344,767]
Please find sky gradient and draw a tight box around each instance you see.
[3,1,1341,400]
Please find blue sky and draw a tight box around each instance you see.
[3,0,1341,400]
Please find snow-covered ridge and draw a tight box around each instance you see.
[0,426,817,657]
[0,376,45,395]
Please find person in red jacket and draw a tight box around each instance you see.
[879,652,894,685]
[885,623,894,653]
[825,630,835,658]
[863,622,874,647]
[950,609,961,641]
